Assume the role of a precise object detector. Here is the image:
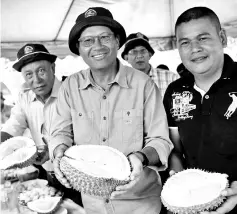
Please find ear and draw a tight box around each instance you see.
[148,52,152,59]
[219,28,227,48]
[51,63,56,74]
[76,43,80,55]
[115,35,120,50]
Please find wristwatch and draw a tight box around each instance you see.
[129,151,149,167]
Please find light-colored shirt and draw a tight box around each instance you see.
[2,78,61,171]
[149,66,180,98]
[50,60,173,214]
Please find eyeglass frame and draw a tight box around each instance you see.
[78,32,115,48]
[127,48,149,56]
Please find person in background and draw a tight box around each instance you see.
[121,32,179,97]
[1,92,12,127]
[0,43,82,208]
[49,7,173,214]
[163,6,237,214]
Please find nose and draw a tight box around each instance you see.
[33,73,42,83]
[190,40,202,52]
[93,37,103,47]
[136,51,144,58]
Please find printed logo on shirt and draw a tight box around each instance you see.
[170,91,196,121]
[224,92,237,119]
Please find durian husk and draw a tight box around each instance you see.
[0,136,37,170]
[161,169,229,214]
[60,157,129,198]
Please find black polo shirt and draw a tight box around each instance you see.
[163,54,237,183]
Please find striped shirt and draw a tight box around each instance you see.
[149,66,180,98]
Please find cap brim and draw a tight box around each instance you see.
[69,16,126,55]
[121,39,154,60]
[13,53,57,72]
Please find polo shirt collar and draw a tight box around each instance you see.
[181,54,236,88]
[220,54,236,79]
[79,59,129,89]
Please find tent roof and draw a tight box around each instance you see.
[1,0,237,60]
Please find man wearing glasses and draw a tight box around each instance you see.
[122,32,179,97]
[49,7,173,214]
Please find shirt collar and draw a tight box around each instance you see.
[30,77,61,102]
[180,54,236,88]
[79,59,129,90]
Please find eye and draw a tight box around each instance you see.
[38,68,45,74]
[180,41,189,47]
[82,38,94,46]
[199,37,208,41]
[25,73,32,79]
[100,35,111,42]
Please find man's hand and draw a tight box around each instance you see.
[60,198,86,214]
[34,145,50,165]
[53,144,71,188]
[201,181,237,214]
[110,153,143,198]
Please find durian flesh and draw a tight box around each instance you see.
[161,169,228,214]
[27,196,61,214]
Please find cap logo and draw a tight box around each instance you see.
[85,9,97,18]
[24,46,34,54]
[136,33,144,39]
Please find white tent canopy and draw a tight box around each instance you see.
[1,0,237,60]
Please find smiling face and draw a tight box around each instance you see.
[21,60,55,101]
[78,26,119,71]
[125,46,151,73]
[176,17,227,78]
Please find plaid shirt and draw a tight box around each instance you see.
[149,66,180,97]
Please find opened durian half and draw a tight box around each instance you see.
[0,136,37,170]
[27,196,62,214]
[161,169,229,214]
[60,145,131,198]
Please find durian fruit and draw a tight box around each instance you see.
[60,145,131,198]
[27,196,62,214]
[161,169,229,214]
[0,136,37,170]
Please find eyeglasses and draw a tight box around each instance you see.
[78,33,114,47]
[128,49,148,56]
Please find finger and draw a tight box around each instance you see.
[214,197,237,213]
[115,179,136,191]
[169,170,176,177]
[53,158,71,188]
[221,182,237,197]
[110,190,127,198]
[129,157,143,180]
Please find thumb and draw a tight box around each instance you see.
[129,156,143,180]
[169,170,176,177]
[54,144,68,158]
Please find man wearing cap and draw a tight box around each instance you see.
[122,32,179,97]
[1,43,59,169]
[50,6,173,214]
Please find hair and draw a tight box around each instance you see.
[157,64,169,70]
[175,7,221,34]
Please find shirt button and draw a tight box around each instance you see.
[102,95,107,99]
[79,113,82,116]
[103,116,106,120]
[205,95,209,99]
[105,199,109,203]
[102,138,106,142]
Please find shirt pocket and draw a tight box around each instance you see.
[114,109,143,144]
[71,109,94,143]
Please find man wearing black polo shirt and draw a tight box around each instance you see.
[163,6,237,214]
